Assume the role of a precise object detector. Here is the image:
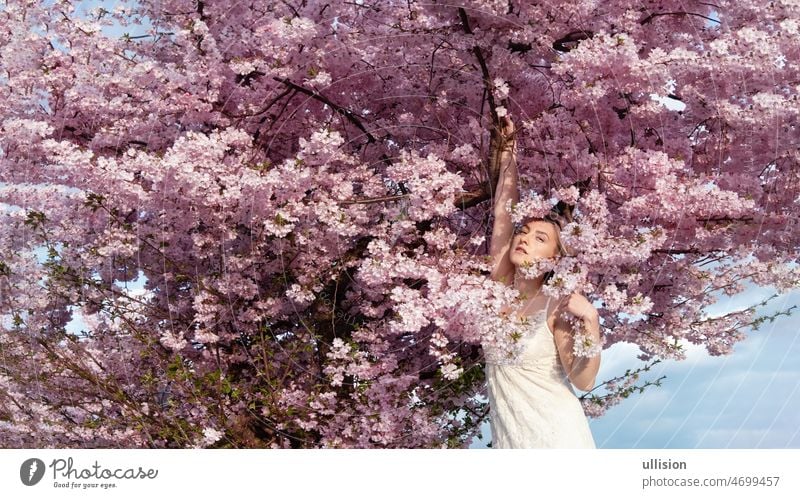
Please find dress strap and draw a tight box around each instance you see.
[543,294,555,318]
[533,294,551,317]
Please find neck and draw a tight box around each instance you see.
[512,269,546,302]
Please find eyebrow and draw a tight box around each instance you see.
[521,227,550,240]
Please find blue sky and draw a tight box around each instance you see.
[591,286,800,449]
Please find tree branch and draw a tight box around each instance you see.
[652,248,724,254]
[273,77,376,143]
[458,8,500,126]
[640,11,720,25]
[552,30,594,52]
[339,194,409,206]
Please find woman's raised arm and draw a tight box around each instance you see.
[487,116,520,285]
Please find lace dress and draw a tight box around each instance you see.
[482,295,596,448]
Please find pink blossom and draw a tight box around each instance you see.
[0,0,795,449]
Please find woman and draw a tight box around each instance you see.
[483,116,601,448]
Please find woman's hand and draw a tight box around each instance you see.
[490,115,517,154]
[557,291,599,324]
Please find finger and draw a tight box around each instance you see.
[502,116,514,134]
[505,123,517,140]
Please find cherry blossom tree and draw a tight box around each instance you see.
[1,0,798,448]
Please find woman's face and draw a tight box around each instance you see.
[508,219,560,269]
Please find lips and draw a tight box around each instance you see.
[515,246,527,254]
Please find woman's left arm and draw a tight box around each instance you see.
[552,292,602,392]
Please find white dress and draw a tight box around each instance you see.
[483,295,596,448]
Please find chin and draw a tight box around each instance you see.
[509,252,523,265]
[510,252,532,267]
